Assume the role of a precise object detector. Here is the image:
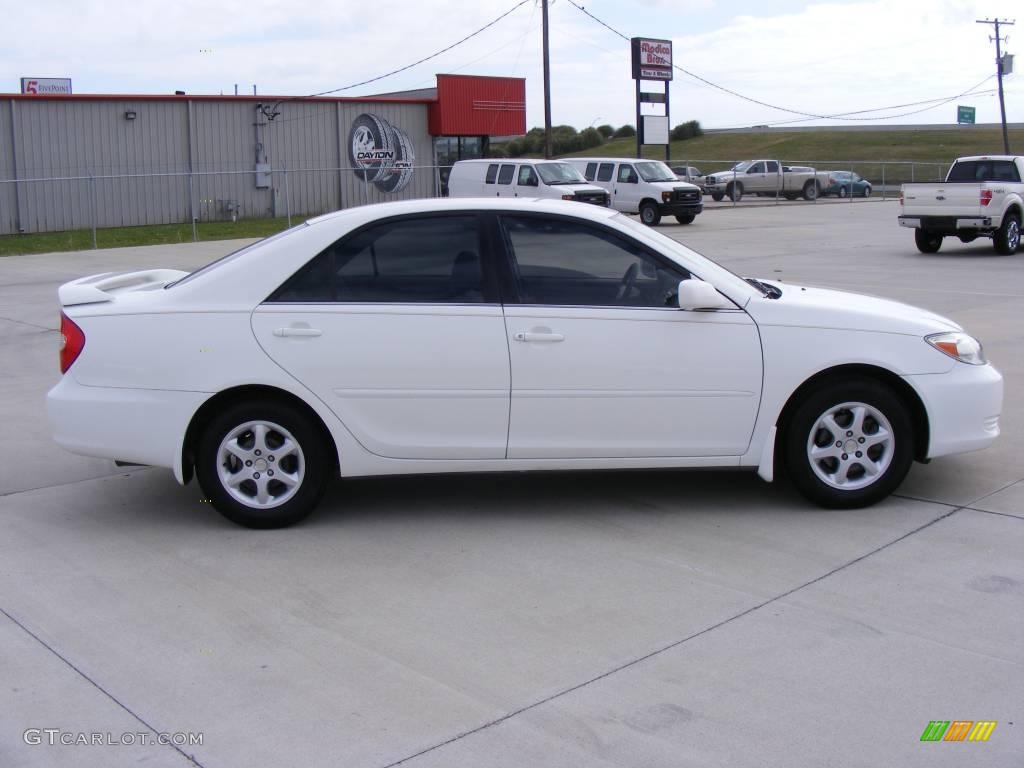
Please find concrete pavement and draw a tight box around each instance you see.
[1,202,1020,767]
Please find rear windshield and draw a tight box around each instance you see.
[166,223,309,288]
[946,160,1021,183]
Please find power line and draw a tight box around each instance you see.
[260,0,531,120]
[562,0,997,124]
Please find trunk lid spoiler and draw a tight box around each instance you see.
[58,269,189,307]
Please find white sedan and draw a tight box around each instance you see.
[48,199,1003,528]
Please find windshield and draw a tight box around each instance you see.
[611,213,758,302]
[730,161,752,172]
[536,162,587,185]
[635,161,678,182]
[167,223,309,288]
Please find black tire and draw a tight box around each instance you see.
[958,232,978,244]
[726,182,743,202]
[993,212,1021,255]
[838,186,848,198]
[862,185,872,198]
[639,201,662,225]
[711,192,724,202]
[347,113,395,183]
[802,181,819,201]
[675,214,695,225]
[375,119,416,194]
[784,378,913,509]
[914,228,943,254]
[196,399,330,528]
[784,193,798,201]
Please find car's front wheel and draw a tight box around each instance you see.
[639,201,662,225]
[784,379,913,508]
[711,192,724,202]
[196,400,330,528]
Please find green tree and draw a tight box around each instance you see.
[613,124,636,138]
[596,124,615,139]
[670,120,704,141]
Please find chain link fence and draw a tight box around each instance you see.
[1,159,952,243]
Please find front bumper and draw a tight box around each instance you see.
[659,201,704,215]
[47,376,208,481]
[904,362,1003,459]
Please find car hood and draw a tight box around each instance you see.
[750,280,963,335]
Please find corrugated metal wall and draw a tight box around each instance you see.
[0,97,435,234]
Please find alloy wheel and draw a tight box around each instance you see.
[806,401,894,490]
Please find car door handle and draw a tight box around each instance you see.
[514,331,564,342]
[273,327,322,337]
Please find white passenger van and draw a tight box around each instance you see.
[568,158,703,226]
[448,159,610,207]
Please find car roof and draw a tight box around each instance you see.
[305,197,619,228]
[569,157,661,164]
[955,155,1021,162]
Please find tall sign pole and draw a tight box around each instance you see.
[542,0,553,159]
[976,17,1015,153]
[630,38,673,162]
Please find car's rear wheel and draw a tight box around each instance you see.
[802,181,819,201]
[838,185,848,198]
[784,379,913,508]
[640,201,662,225]
[675,214,695,225]
[993,212,1020,255]
[915,228,943,253]
[196,400,329,528]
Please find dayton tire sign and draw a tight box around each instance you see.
[347,114,415,193]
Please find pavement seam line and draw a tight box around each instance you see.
[963,506,1024,521]
[0,468,151,499]
[378,504,960,768]
[0,314,54,331]
[0,606,206,768]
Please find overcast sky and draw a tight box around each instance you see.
[4,0,1021,130]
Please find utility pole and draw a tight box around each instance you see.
[976,17,1015,153]
[542,0,553,159]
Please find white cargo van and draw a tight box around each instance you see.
[447,159,610,207]
[568,158,703,225]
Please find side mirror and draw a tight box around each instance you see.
[677,279,731,310]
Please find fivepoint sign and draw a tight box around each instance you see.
[957,105,976,125]
[20,78,73,95]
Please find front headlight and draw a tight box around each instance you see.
[926,332,987,365]
[662,191,672,202]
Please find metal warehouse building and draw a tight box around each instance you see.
[0,74,526,234]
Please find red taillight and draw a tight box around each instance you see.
[59,312,85,373]
[980,189,993,207]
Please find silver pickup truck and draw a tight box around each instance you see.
[898,155,1023,254]
[704,160,831,202]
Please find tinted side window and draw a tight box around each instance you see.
[485,164,499,184]
[765,161,779,173]
[597,163,614,182]
[748,162,765,174]
[517,165,538,186]
[497,164,515,185]
[269,216,486,303]
[617,164,636,183]
[584,163,597,181]
[501,215,688,308]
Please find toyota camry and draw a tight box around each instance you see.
[48,199,1003,528]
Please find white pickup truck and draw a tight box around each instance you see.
[703,160,831,202]
[898,155,1023,255]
